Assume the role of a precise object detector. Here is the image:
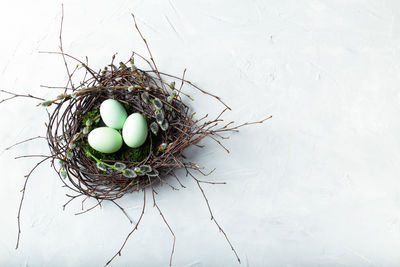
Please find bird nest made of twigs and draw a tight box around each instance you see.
[47,60,200,200]
[4,9,272,266]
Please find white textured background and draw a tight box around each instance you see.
[1,1,400,266]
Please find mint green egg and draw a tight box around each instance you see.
[100,99,127,130]
[88,127,123,153]
[122,113,148,148]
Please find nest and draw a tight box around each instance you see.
[47,60,199,200]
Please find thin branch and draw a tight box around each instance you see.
[192,175,240,263]
[16,156,52,249]
[0,90,45,104]
[216,115,272,132]
[105,189,146,266]
[59,4,75,93]
[111,200,134,224]
[131,13,167,94]
[5,136,46,151]
[150,181,176,266]
[148,71,231,110]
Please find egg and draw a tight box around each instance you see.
[122,113,148,148]
[100,99,127,130]
[88,127,123,153]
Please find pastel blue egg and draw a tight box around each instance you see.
[88,127,123,153]
[122,113,148,148]
[100,99,127,130]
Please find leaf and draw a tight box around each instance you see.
[160,143,167,151]
[67,152,73,160]
[156,110,165,124]
[58,160,65,169]
[140,165,152,173]
[96,162,107,171]
[73,133,80,141]
[150,122,159,135]
[60,169,67,179]
[82,127,89,135]
[160,120,169,131]
[152,98,163,109]
[115,162,127,170]
[141,92,149,104]
[41,101,51,107]
[123,169,137,178]
[134,167,145,176]
[68,143,76,149]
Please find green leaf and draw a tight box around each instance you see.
[68,143,76,149]
[123,169,137,178]
[67,152,73,160]
[60,169,67,179]
[96,162,107,171]
[41,101,51,107]
[140,165,152,173]
[115,162,127,170]
[152,98,163,109]
[150,122,159,135]
[160,120,169,131]
[156,110,165,124]
[160,143,167,151]
[141,92,149,103]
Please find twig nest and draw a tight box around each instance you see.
[45,59,197,200]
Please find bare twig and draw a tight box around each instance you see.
[191,173,241,263]
[105,189,146,266]
[16,156,51,249]
[150,180,175,266]
[5,136,46,151]
[0,90,45,104]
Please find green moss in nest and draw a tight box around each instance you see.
[78,138,151,162]
[80,108,100,131]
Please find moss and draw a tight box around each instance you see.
[80,108,100,131]
[78,138,151,162]
[123,103,134,114]
[121,140,151,162]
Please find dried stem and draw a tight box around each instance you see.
[5,136,46,151]
[190,171,241,263]
[105,189,146,266]
[16,156,51,249]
